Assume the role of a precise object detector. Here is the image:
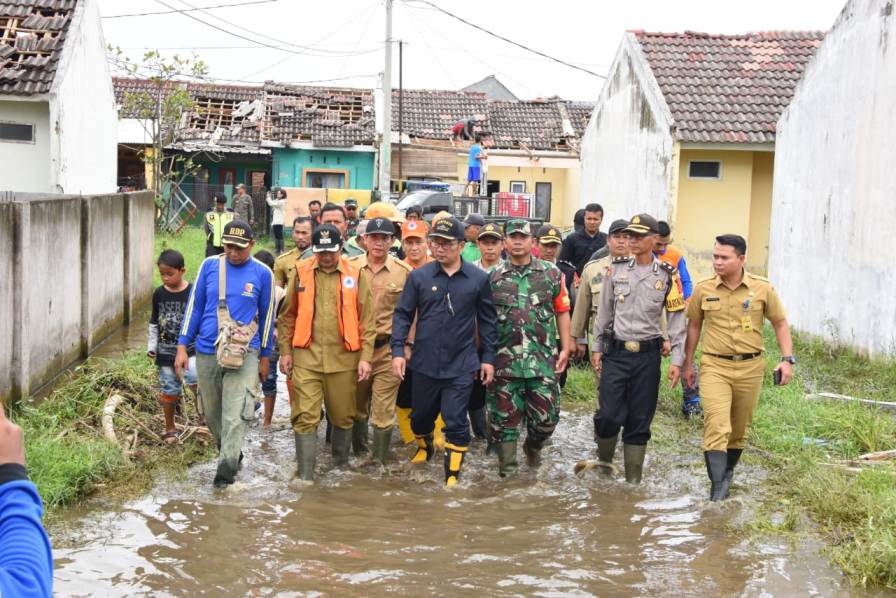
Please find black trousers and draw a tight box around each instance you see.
[411,371,474,446]
[594,346,661,445]
[272,224,284,254]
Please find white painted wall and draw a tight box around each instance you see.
[770,0,896,356]
[0,100,51,192]
[579,33,675,225]
[49,0,117,193]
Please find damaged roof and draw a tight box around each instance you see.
[632,30,825,143]
[0,0,77,96]
[264,82,374,147]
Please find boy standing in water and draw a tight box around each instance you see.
[148,249,198,444]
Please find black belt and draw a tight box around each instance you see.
[374,335,391,349]
[705,352,762,362]
[610,337,662,353]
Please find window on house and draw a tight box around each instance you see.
[509,181,526,193]
[0,122,35,143]
[688,160,721,179]
[306,171,346,189]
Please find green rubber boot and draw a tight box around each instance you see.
[497,441,518,477]
[352,418,369,456]
[596,434,618,475]
[371,426,392,466]
[523,437,543,468]
[294,432,317,481]
[623,444,647,484]
[331,427,352,468]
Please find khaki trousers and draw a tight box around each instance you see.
[291,365,357,433]
[700,354,766,451]
[355,344,401,429]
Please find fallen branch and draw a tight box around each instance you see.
[806,392,896,413]
[857,449,896,461]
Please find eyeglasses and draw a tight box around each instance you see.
[431,239,458,249]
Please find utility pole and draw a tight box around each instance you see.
[398,39,403,181]
[379,0,393,196]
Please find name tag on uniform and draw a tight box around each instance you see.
[741,316,753,333]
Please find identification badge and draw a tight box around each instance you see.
[741,316,753,333]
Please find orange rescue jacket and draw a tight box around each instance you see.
[291,257,362,351]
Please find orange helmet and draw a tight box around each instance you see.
[365,201,399,220]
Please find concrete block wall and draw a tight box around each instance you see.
[0,191,154,403]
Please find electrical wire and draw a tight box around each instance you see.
[103,0,277,18]
[334,0,382,79]
[402,0,606,79]
[403,5,457,88]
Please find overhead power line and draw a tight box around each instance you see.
[403,0,606,79]
[104,0,277,18]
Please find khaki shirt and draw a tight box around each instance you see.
[687,271,787,355]
[349,253,411,337]
[571,255,612,340]
[273,247,303,288]
[278,259,375,372]
[592,256,687,366]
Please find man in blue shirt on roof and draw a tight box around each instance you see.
[176,220,276,488]
[391,216,497,487]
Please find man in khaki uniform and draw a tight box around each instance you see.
[349,217,412,465]
[590,214,686,483]
[273,216,314,288]
[571,219,631,358]
[684,234,793,501]
[279,225,376,481]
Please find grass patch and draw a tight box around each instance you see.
[561,327,896,589]
[11,351,214,519]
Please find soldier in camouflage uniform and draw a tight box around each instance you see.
[487,219,572,476]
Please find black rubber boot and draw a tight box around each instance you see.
[497,441,518,477]
[724,448,743,498]
[704,450,729,501]
[523,437,543,468]
[623,444,647,484]
[331,427,352,468]
[371,426,392,466]
[352,418,369,456]
[294,432,317,481]
[469,408,488,440]
[596,434,618,475]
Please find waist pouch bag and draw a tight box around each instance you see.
[215,255,259,369]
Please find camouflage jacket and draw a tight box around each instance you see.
[489,258,570,378]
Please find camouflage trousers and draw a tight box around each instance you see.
[486,376,560,444]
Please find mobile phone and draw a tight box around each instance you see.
[773,368,783,385]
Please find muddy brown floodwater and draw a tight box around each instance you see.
[48,319,865,596]
[52,397,867,595]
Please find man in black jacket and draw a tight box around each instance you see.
[559,203,607,275]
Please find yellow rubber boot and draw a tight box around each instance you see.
[444,442,469,487]
[397,407,415,444]
[411,434,434,464]
[433,414,446,451]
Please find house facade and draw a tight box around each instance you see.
[580,30,823,277]
[1,0,116,194]
[769,0,896,356]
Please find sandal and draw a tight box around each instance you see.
[162,431,180,446]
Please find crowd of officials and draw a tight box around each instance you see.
[164,197,796,501]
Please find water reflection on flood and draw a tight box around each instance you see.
[52,382,862,597]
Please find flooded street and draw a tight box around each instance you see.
[50,366,861,596]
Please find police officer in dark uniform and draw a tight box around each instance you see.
[590,214,686,483]
[391,217,497,487]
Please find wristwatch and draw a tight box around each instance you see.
[781,355,796,365]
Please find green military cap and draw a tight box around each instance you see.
[503,218,532,236]
[478,222,503,240]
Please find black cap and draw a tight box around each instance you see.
[345,199,358,207]
[365,217,394,235]
[215,195,227,204]
[221,220,253,248]
[429,216,464,241]
[536,224,562,244]
[624,214,659,235]
[478,222,503,240]
[463,213,486,228]
[608,219,629,234]
[311,224,343,253]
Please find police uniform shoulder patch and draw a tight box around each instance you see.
[612,255,631,264]
[659,261,678,275]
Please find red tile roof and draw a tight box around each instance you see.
[632,30,824,143]
[0,0,77,96]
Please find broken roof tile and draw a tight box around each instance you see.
[0,0,76,96]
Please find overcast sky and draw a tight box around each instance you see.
[99,0,847,101]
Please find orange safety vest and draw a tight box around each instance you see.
[291,256,362,351]
[656,245,682,269]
